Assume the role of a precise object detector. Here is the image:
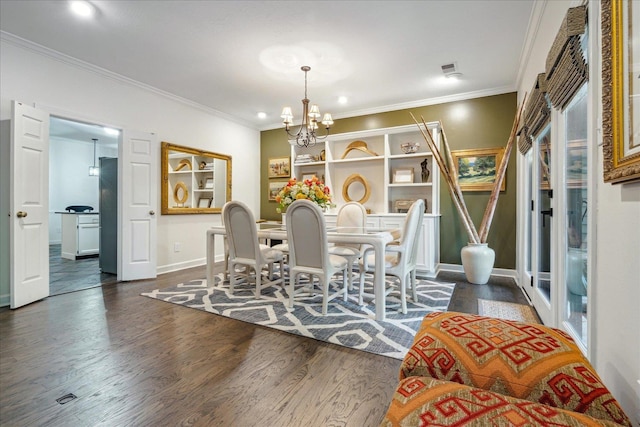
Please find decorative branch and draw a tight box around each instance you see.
[439,123,480,243]
[478,96,526,242]
[412,97,525,245]
[411,113,479,243]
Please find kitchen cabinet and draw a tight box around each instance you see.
[60,213,99,260]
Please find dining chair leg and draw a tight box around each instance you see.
[342,269,348,302]
[288,272,297,308]
[358,271,366,305]
[411,269,418,302]
[345,257,354,291]
[255,266,262,298]
[229,261,236,292]
[279,259,286,286]
[400,275,408,314]
[322,278,329,315]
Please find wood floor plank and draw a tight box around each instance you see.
[0,266,529,426]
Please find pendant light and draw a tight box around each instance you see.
[88,138,99,176]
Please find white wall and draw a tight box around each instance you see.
[517,1,640,422]
[0,38,261,303]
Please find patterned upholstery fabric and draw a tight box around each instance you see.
[381,376,625,427]
[399,312,631,426]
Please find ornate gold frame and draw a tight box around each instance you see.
[451,147,506,192]
[602,0,640,183]
[161,142,232,214]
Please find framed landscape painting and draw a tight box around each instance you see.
[451,147,506,191]
[268,157,290,178]
[268,181,287,201]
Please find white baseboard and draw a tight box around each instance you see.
[0,293,9,307]
[436,263,518,283]
[156,258,208,275]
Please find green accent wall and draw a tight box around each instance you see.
[261,92,518,269]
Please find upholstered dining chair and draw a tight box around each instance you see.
[222,201,285,297]
[328,201,367,290]
[286,199,349,315]
[358,199,424,314]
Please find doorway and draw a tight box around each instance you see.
[48,116,120,296]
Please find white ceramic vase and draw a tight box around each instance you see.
[461,242,495,285]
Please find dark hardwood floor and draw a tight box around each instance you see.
[0,266,530,427]
[49,244,118,296]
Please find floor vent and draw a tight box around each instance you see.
[56,393,77,405]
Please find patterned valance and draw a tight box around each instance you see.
[519,74,550,154]
[545,5,588,110]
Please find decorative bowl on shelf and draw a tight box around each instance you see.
[400,142,419,154]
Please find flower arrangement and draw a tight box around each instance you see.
[275,176,334,213]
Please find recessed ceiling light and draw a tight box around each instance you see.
[338,96,348,105]
[257,112,267,119]
[446,72,463,80]
[70,1,95,18]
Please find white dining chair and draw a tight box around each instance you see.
[286,199,349,315]
[358,199,424,314]
[328,201,367,290]
[223,201,285,297]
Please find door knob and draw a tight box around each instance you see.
[16,211,27,218]
[149,210,155,216]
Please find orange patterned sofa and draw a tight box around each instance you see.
[382,311,632,426]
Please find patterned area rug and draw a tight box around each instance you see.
[477,299,539,323]
[142,273,454,359]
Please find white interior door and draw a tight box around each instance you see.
[10,101,50,308]
[119,130,157,281]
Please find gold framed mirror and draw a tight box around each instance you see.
[602,0,640,183]
[161,142,232,214]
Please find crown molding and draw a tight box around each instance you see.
[515,1,547,91]
[259,85,516,131]
[0,31,256,129]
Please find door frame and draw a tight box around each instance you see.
[527,123,557,326]
[40,105,124,279]
[32,102,157,284]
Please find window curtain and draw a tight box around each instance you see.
[545,5,588,110]
[519,73,550,154]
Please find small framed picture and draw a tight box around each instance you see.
[204,177,214,189]
[392,168,414,184]
[198,197,212,208]
[301,172,318,181]
[268,156,291,178]
[269,181,287,201]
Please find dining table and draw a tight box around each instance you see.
[206,222,401,321]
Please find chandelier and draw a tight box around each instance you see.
[281,66,333,148]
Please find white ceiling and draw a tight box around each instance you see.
[0,0,535,131]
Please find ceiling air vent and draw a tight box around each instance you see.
[441,63,457,76]
[441,62,462,79]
